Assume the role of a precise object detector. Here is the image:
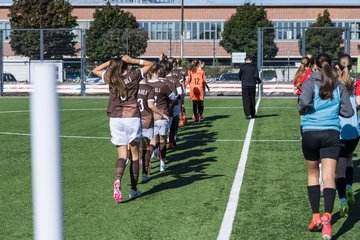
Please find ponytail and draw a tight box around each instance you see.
[319,61,336,100]
[314,53,337,100]
[294,57,310,84]
[338,54,354,93]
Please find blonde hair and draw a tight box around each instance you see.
[294,57,311,85]
[338,54,354,93]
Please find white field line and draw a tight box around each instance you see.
[0,132,109,140]
[0,106,297,114]
[0,108,106,114]
[0,131,299,142]
[217,98,261,240]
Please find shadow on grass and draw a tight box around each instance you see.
[331,157,360,239]
[138,114,231,197]
[332,190,360,239]
[253,114,279,119]
[181,114,230,130]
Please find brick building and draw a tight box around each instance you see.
[0,1,359,62]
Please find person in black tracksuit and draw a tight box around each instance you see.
[238,57,261,119]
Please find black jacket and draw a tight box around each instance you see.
[238,63,261,87]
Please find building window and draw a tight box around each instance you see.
[351,22,360,40]
[139,21,224,40]
[0,21,12,41]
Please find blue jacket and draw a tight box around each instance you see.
[298,72,353,132]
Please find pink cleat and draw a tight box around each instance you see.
[113,179,122,203]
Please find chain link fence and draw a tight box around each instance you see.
[0,27,358,96]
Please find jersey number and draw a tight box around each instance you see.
[137,98,144,112]
[195,78,200,85]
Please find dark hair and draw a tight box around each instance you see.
[293,57,311,84]
[108,57,128,99]
[315,53,337,100]
[168,57,177,68]
[337,54,354,93]
[189,59,199,73]
[149,63,166,79]
[160,60,173,75]
[176,58,182,67]
[245,57,252,62]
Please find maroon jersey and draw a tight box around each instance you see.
[137,82,155,129]
[107,68,143,118]
[172,68,187,84]
[166,74,182,94]
[148,79,176,121]
[164,75,180,117]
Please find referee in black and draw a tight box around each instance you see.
[239,56,261,119]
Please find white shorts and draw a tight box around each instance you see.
[142,127,154,141]
[109,117,142,146]
[154,120,169,136]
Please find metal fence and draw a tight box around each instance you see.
[0,27,358,96]
[257,26,353,84]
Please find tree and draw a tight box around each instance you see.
[220,3,278,61]
[86,3,148,63]
[9,0,78,59]
[299,10,343,59]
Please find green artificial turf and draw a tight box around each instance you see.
[231,98,360,240]
[0,97,245,239]
[1,97,359,239]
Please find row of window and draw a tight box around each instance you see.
[0,20,359,41]
[141,20,360,41]
[139,21,223,40]
[273,21,360,40]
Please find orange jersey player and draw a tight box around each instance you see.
[187,60,207,122]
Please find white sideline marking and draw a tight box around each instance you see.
[217,98,261,240]
[0,106,297,114]
[0,131,299,142]
[0,108,106,114]
[0,132,109,140]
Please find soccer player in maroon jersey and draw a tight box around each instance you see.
[137,77,169,182]
[172,58,188,126]
[163,58,183,149]
[148,64,177,171]
[93,56,153,203]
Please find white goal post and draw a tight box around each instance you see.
[30,63,63,240]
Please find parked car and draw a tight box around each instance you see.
[2,73,17,82]
[262,70,277,81]
[216,72,240,81]
[65,72,80,82]
[86,72,102,83]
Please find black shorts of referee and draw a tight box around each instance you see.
[302,130,342,161]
